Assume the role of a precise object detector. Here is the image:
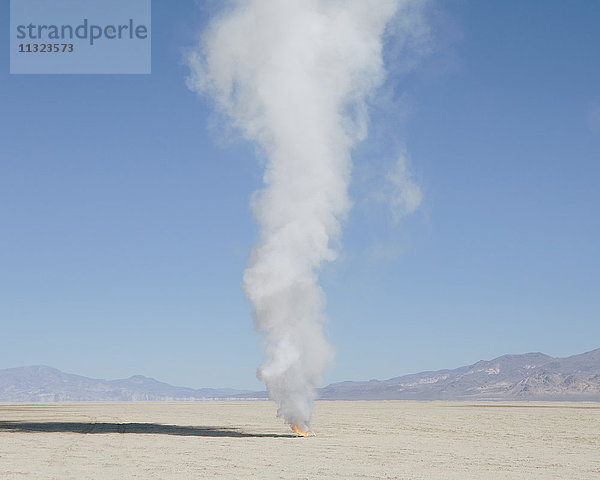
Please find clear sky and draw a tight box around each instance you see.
[1,1,598,390]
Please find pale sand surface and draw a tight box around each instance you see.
[1,401,599,479]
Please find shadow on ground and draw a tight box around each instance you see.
[0,421,296,438]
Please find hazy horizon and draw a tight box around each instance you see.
[3,345,599,394]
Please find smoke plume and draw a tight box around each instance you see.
[187,0,423,431]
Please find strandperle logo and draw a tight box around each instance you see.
[10,0,151,74]
[16,19,149,46]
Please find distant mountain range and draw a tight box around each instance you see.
[2,348,599,402]
[316,348,600,401]
[0,366,250,402]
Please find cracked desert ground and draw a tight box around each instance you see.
[1,401,599,479]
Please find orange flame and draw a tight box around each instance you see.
[291,424,316,437]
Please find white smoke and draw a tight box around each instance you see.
[187,0,425,431]
[387,154,422,220]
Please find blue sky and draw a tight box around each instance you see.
[1,1,598,390]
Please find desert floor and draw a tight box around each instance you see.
[0,401,599,479]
